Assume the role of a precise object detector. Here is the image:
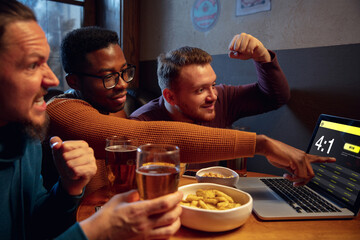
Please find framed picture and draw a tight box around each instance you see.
[236,0,271,16]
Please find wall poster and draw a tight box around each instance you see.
[236,0,271,16]
[191,0,220,32]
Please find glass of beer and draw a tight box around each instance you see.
[136,144,180,200]
[105,136,138,196]
[179,163,187,177]
[230,126,249,177]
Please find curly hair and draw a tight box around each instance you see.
[157,46,212,91]
[61,26,119,73]
[0,1,36,52]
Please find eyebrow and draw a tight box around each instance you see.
[97,63,128,74]
[28,52,47,60]
[192,80,217,88]
[18,52,46,66]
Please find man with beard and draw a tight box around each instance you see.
[130,34,290,126]
[0,1,183,239]
[45,25,335,198]
[129,34,290,169]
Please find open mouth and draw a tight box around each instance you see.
[33,94,47,113]
[202,103,215,110]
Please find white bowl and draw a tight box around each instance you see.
[196,166,239,187]
[179,183,253,232]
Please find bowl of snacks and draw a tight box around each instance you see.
[196,166,239,187]
[179,183,253,232]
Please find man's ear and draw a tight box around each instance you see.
[163,88,176,106]
[65,74,81,90]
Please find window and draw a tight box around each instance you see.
[20,0,137,90]
[19,0,84,91]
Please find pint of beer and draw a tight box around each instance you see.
[105,136,138,196]
[136,144,180,200]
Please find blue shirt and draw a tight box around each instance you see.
[0,123,87,240]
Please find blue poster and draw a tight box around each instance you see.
[191,0,220,32]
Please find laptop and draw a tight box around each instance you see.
[236,114,360,220]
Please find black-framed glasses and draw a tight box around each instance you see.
[72,64,136,89]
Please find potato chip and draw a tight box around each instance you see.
[203,198,218,205]
[201,172,234,178]
[217,201,229,208]
[190,200,199,207]
[214,190,234,203]
[199,200,209,209]
[181,189,241,210]
[196,189,215,198]
[186,194,203,201]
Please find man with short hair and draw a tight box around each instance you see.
[0,1,182,239]
[130,33,289,127]
[46,25,335,193]
[129,33,290,168]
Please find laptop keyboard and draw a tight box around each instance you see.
[261,178,341,213]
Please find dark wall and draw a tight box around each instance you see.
[139,43,360,175]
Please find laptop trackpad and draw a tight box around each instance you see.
[245,188,279,200]
[236,178,281,201]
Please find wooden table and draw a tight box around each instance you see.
[77,172,360,240]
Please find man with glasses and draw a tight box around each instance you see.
[46,26,336,196]
[71,65,136,89]
[56,27,136,115]
[0,2,182,239]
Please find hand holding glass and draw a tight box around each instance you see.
[136,144,180,200]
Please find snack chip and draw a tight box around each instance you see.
[201,172,234,178]
[181,189,241,210]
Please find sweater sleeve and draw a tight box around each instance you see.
[254,50,290,107]
[32,180,84,239]
[218,50,290,122]
[47,99,256,163]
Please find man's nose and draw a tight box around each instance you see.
[113,76,128,90]
[42,63,59,88]
[207,88,217,101]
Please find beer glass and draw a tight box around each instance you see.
[136,144,180,200]
[230,126,249,177]
[105,136,138,196]
[180,163,187,177]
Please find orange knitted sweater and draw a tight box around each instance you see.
[47,98,256,163]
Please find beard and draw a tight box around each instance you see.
[23,113,49,141]
[178,105,216,123]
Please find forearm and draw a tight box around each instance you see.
[79,218,101,240]
[255,134,270,156]
[47,99,257,164]
[255,48,271,63]
[254,50,290,106]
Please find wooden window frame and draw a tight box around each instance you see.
[48,0,139,87]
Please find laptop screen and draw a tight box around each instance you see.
[307,114,360,214]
